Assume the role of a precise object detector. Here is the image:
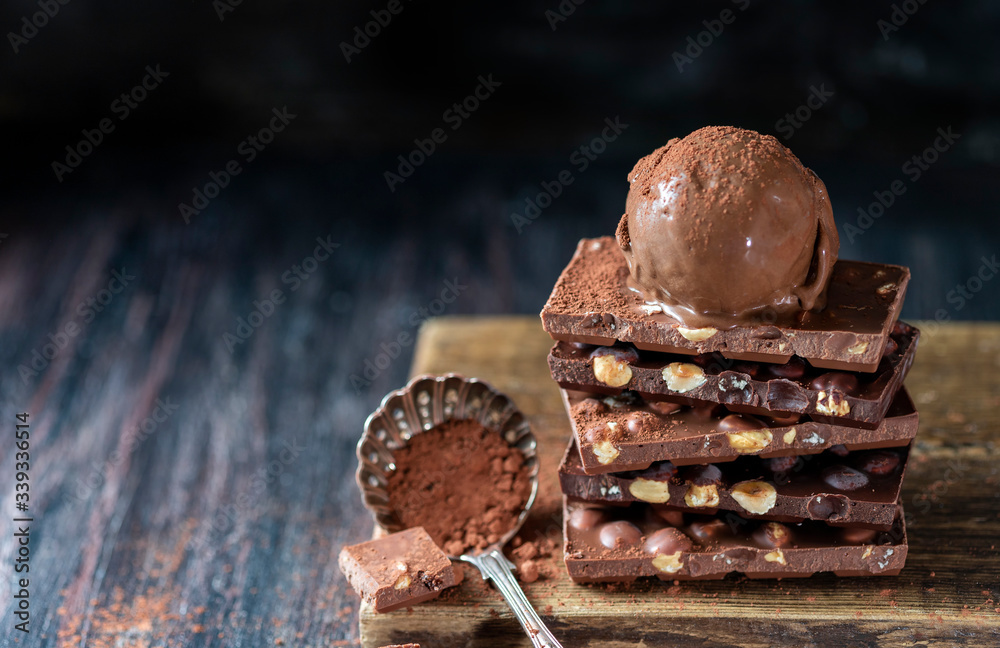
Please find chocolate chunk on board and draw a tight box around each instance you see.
[563,497,908,583]
[339,527,462,613]
[540,237,910,373]
[558,438,908,530]
[549,321,918,428]
[563,387,918,474]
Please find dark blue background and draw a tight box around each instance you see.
[2,0,998,323]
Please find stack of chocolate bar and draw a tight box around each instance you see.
[539,126,920,583]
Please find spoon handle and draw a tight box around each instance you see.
[463,549,564,648]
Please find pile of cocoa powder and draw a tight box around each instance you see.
[386,419,532,556]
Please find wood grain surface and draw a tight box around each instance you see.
[359,317,1000,648]
[0,221,386,648]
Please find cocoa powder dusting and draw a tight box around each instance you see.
[542,237,635,315]
[386,419,531,556]
[626,126,811,221]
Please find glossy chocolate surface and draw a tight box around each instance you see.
[563,387,918,474]
[619,127,839,329]
[338,527,462,613]
[540,237,910,372]
[563,498,908,582]
[549,321,919,427]
[559,439,908,529]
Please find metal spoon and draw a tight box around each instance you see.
[358,374,563,648]
[453,490,563,648]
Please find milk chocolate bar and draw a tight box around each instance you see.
[549,321,918,428]
[563,387,918,473]
[339,527,462,613]
[540,238,910,372]
[563,498,908,583]
[559,438,907,529]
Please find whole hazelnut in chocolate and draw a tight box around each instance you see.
[617,126,839,328]
[854,450,901,476]
[810,372,861,397]
[766,411,801,426]
[828,444,851,458]
[718,414,766,432]
[806,494,850,521]
[569,507,608,531]
[644,527,695,555]
[687,519,730,543]
[599,521,643,549]
[841,527,878,544]
[648,401,683,417]
[768,357,808,380]
[752,521,794,549]
[821,465,870,491]
[766,455,800,473]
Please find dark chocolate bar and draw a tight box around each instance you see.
[339,527,462,613]
[540,237,910,372]
[559,438,907,530]
[563,498,908,582]
[549,321,918,428]
[563,387,918,473]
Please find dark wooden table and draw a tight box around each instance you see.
[362,317,1000,647]
[1,205,998,648]
[1,215,403,647]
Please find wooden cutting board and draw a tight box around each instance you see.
[359,316,1000,648]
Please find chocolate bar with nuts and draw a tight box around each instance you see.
[559,438,908,530]
[549,321,918,428]
[563,387,918,474]
[540,237,910,373]
[339,527,462,613]
[563,497,908,583]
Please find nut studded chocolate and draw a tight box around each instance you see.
[339,527,462,613]
[563,387,918,473]
[540,238,910,373]
[563,498,908,583]
[540,128,920,588]
[549,321,919,428]
[559,439,908,530]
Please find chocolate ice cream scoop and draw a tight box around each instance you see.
[617,126,839,329]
